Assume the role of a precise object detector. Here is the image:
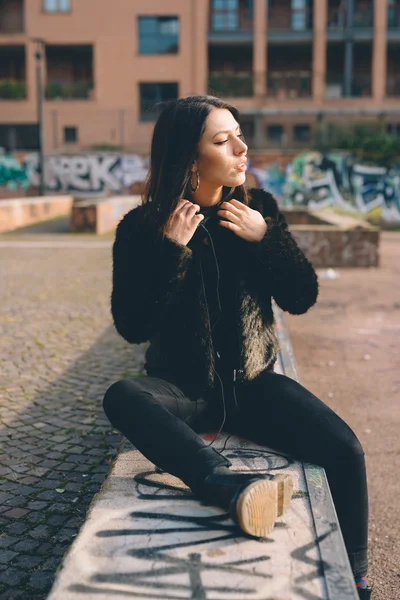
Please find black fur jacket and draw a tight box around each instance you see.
[111,187,319,390]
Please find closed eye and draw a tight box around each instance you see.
[215,133,245,145]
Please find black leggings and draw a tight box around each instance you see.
[103,368,368,577]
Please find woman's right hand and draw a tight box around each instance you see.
[164,199,204,246]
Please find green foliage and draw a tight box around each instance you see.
[45,80,93,100]
[314,122,400,167]
[208,74,253,97]
[0,79,27,99]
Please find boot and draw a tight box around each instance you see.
[199,466,293,537]
[188,448,293,538]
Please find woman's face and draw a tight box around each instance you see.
[193,108,248,189]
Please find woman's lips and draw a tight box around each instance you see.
[236,163,247,172]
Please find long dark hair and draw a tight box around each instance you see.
[140,95,250,235]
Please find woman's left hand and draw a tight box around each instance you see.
[217,199,268,243]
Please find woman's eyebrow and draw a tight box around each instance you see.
[212,126,241,139]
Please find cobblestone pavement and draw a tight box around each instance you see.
[0,236,145,599]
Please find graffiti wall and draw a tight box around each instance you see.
[1,149,400,222]
[284,151,400,223]
[0,152,149,198]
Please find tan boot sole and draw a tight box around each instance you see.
[235,474,293,538]
[273,473,294,517]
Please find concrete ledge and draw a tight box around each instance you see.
[71,196,142,234]
[0,196,73,233]
[283,208,380,267]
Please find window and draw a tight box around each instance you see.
[241,120,254,142]
[138,17,179,54]
[212,0,240,31]
[139,83,179,122]
[64,126,77,143]
[0,124,39,151]
[293,124,311,142]
[267,125,284,143]
[386,123,400,136]
[43,0,70,13]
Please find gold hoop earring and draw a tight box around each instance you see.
[190,170,200,193]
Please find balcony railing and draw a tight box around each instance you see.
[208,73,253,97]
[0,79,26,99]
[388,5,400,29]
[209,8,253,32]
[267,72,312,98]
[268,8,313,32]
[353,6,373,27]
[351,74,371,96]
[327,6,347,29]
[45,80,93,100]
[327,4,373,29]
[326,74,371,97]
[387,75,400,96]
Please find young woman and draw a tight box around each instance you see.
[103,95,371,598]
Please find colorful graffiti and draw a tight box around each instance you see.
[284,151,400,223]
[246,160,286,199]
[0,152,149,198]
[1,149,400,222]
[0,152,30,192]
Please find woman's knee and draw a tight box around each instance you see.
[332,424,365,466]
[103,379,144,420]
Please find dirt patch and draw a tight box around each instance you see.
[286,231,400,600]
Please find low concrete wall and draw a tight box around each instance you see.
[71,196,142,234]
[291,226,380,268]
[0,196,73,233]
[285,208,380,268]
[69,197,380,267]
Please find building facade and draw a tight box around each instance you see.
[0,0,400,153]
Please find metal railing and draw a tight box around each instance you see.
[325,74,371,97]
[353,6,373,27]
[351,74,371,96]
[327,5,347,30]
[268,7,313,31]
[327,3,373,29]
[45,80,93,100]
[0,79,27,99]
[209,8,253,32]
[267,72,312,98]
[208,73,253,97]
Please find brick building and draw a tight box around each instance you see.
[0,0,399,153]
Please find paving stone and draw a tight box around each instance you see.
[27,501,49,511]
[0,588,25,599]
[12,555,43,569]
[23,512,44,524]
[0,550,18,564]
[13,539,40,552]
[40,556,61,571]
[0,536,18,549]
[29,525,51,540]
[29,570,54,590]
[0,567,26,586]
[1,508,29,519]
[4,522,29,536]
